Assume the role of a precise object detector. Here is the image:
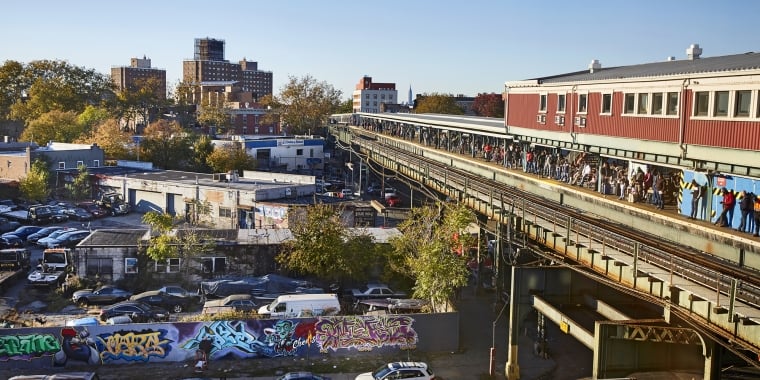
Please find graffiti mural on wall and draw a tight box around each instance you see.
[0,332,60,361]
[181,319,316,358]
[97,328,172,362]
[316,315,418,352]
[0,313,446,372]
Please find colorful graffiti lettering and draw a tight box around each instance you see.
[183,321,263,357]
[97,329,171,362]
[0,333,60,361]
[315,316,418,352]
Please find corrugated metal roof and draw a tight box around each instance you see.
[526,52,760,84]
[78,229,148,247]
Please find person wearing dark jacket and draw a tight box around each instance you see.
[738,191,754,233]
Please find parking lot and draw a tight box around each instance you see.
[0,211,148,327]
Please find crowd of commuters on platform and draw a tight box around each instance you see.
[361,123,760,238]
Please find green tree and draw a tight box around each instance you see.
[76,118,132,159]
[197,102,232,133]
[169,80,199,129]
[472,93,505,118]
[142,211,178,262]
[77,105,112,131]
[19,158,51,202]
[65,164,90,201]
[336,97,353,114]
[140,119,191,169]
[206,143,256,173]
[9,60,114,125]
[113,77,166,132]
[388,202,475,312]
[20,110,84,145]
[261,75,342,135]
[141,208,214,271]
[414,93,464,115]
[189,134,214,172]
[0,60,26,122]
[277,204,375,283]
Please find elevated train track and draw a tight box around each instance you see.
[337,123,760,366]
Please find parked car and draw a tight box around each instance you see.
[77,202,107,218]
[63,207,93,221]
[156,285,202,303]
[47,230,90,248]
[277,372,331,380]
[3,226,43,241]
[386,195,401,207]
[202,294,258,314]
[48,206,70,223]
[0,235,23,248]
[26,226,65,244]
[72,285,132,306]
[350,283,407,301]
[130,290,196,313]
[99,301,169,323]
[355,362,436,380]
[37,228,77,247]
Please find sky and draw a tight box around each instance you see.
[3,1,760,101]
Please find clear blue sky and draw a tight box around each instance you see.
[3,1,759,100]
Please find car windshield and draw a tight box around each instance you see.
[372,364,394,378]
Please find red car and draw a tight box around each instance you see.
[78,202,107,218]
[386,195,401,207]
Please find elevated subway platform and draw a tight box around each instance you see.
[347,127,760,271]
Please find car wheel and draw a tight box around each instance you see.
[172,304,183,313]
[78,298,89,306]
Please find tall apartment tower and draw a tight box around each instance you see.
[352,76,397,113]
[111,56,167,99]
[183,37,273,105]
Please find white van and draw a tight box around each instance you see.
[258,293,340,318]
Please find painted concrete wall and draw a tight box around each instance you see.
[0,313,458,371]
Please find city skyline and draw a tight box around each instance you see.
[3,0,759,100]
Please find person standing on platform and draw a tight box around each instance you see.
[689,179,704,220]
[714,188,735,227]
[651,170,664,209]
[753,195,760,237]
[738,191,753,233]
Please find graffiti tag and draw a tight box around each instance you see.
[0,334,61,361]
[316,316,418,352]
[98,330,171,362]
[184,321,263,356]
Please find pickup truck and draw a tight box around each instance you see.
[0,248,30,291]
[27,248,72,288]
[350,283,407,301]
